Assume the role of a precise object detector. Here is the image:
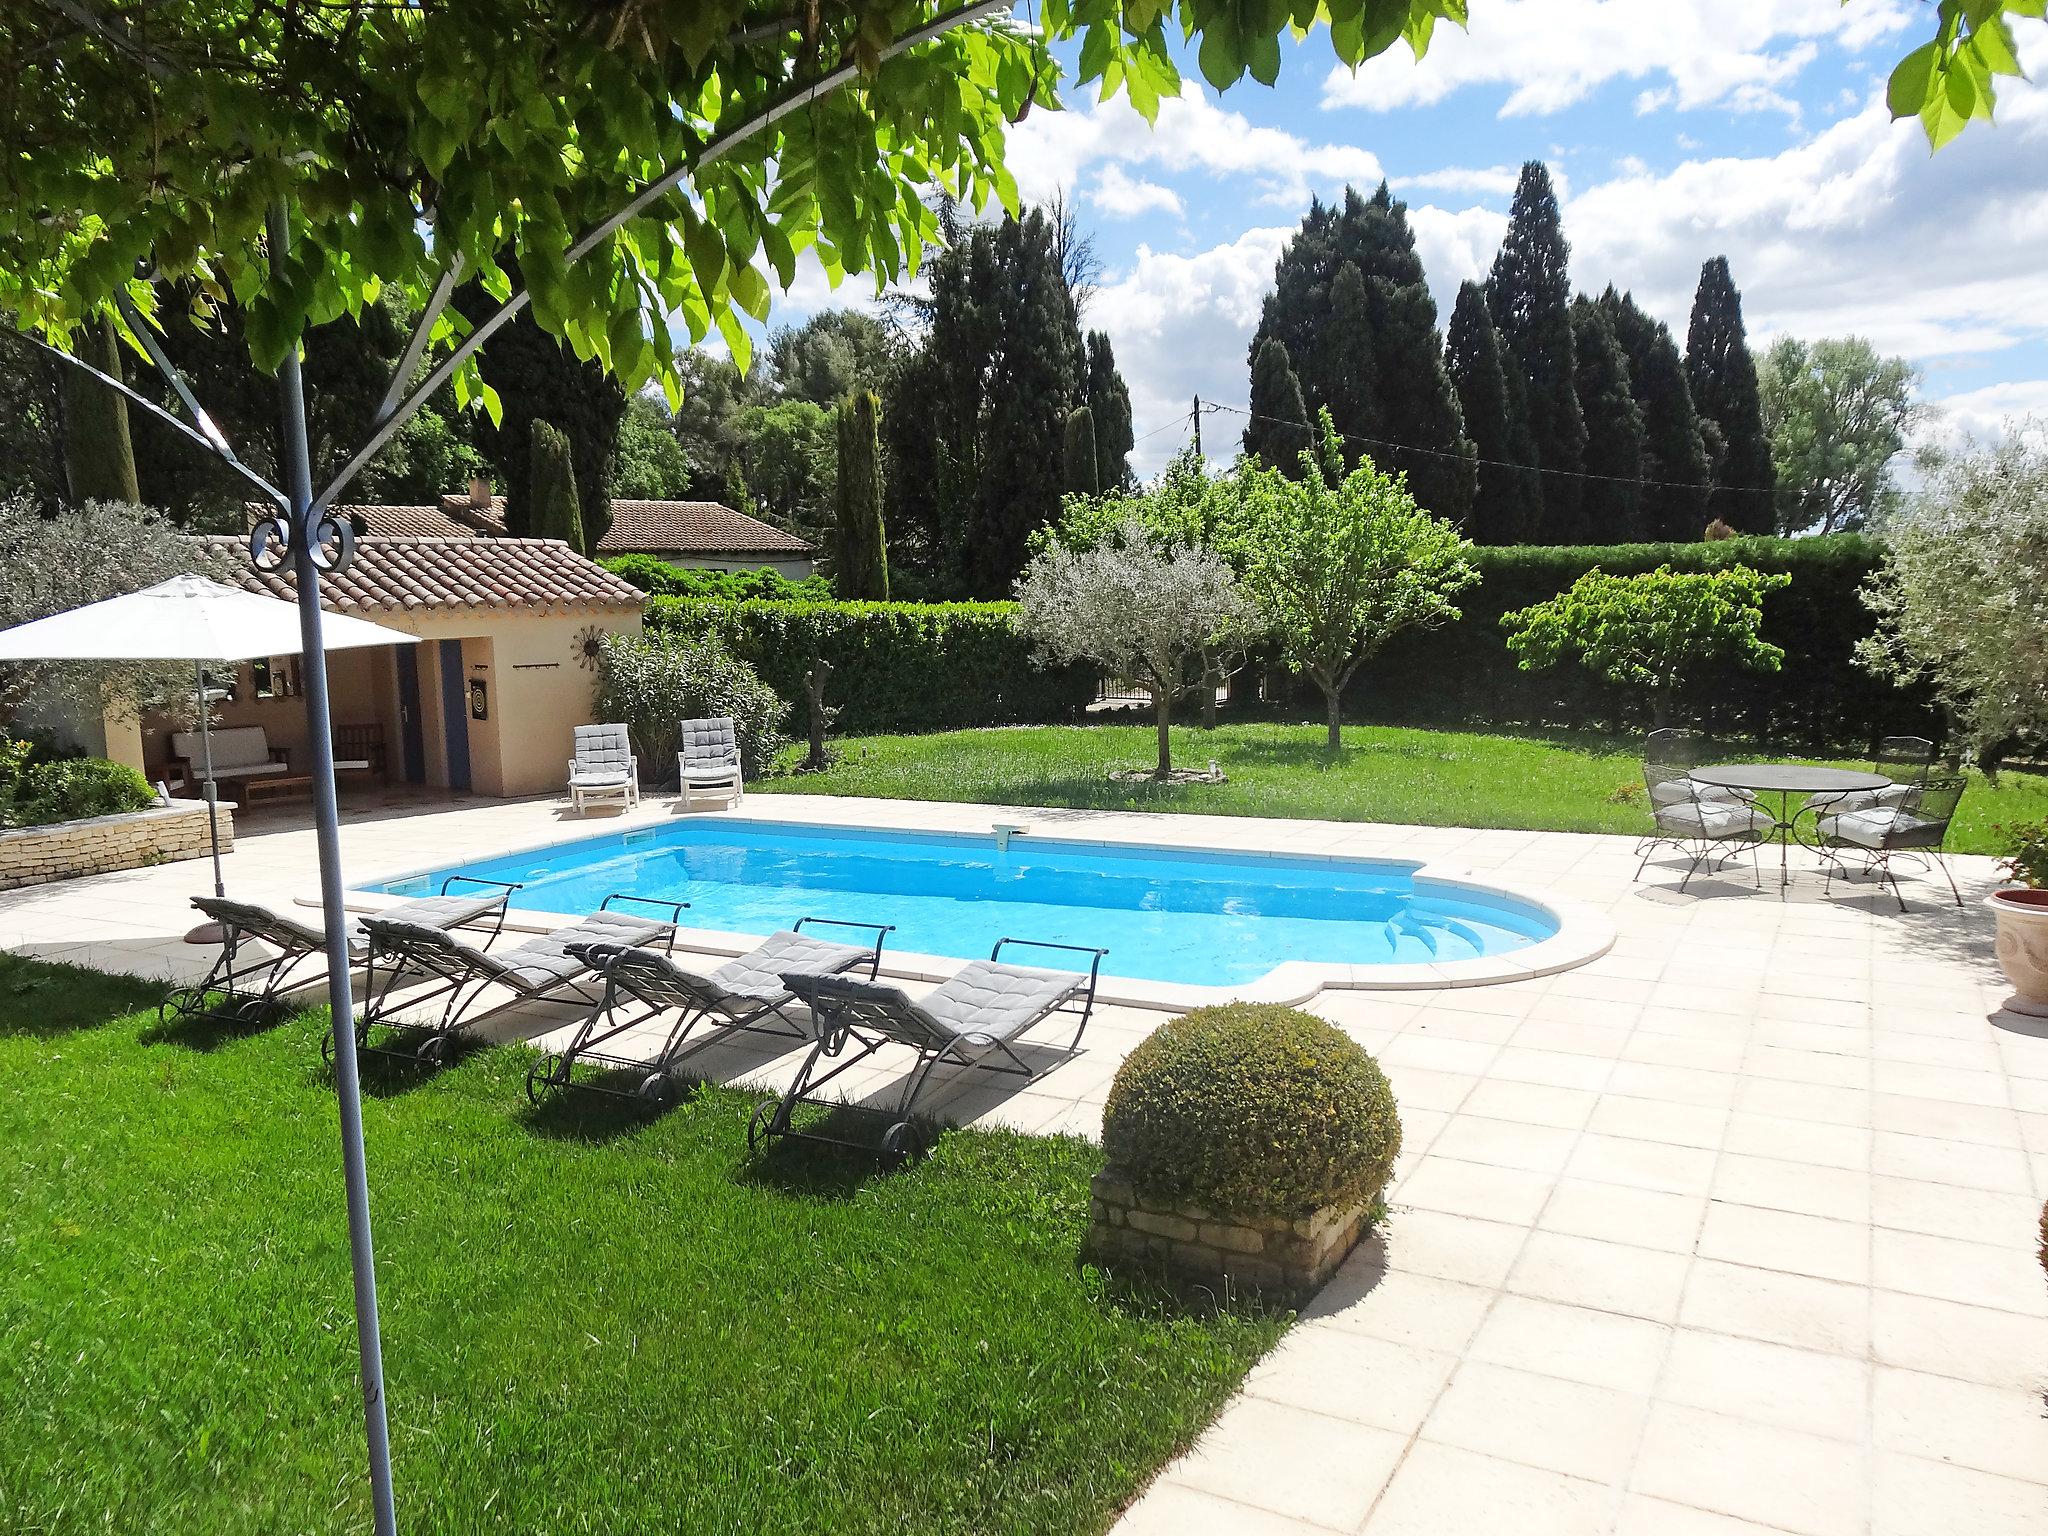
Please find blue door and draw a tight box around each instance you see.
[438,638,471,792]
[395,648,426,784]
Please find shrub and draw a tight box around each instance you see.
[644,598,1097,733]
[2,752,155,829]
[600,555,829,603]
[594,631,787,781]
[1101,1003,1402,1217]
[1356,534,1934,748]
[1998,822,2048,891]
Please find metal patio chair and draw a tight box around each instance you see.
[749,938,1107,1163]
[1816,773,1966,911]
[346,894,685,1064]
[1636,731,1773,891]
[567,722,639,814]
[677,716,743,810]
[524,918,895,1105]
[1805,733,1939,819]
[162,879,518,1030]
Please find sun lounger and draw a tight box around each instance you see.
[161,878,519,1029]
[750,938,1106,1162]
[347,895,686,1063]
[524,918,895,1106]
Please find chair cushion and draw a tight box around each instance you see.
[570,768,633,787]
[1654,802,1774,839]
[171,726,271,769]
[1805,783,1916,817]
[920,960,1081,1052]
[1650,779,1753,808]
[710,930,870,1004]
[1819,807,1943,850]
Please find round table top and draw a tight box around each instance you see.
[1691,763,1893,795]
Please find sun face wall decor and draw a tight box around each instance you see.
[573,623,605,671]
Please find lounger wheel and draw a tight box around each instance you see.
[525,1054,570,1105]
[415,1034,449,1065]
[881,1121,925,1166]
[320,1025,339,1067]
[158,987,204,1029]
[746,1098,780,1154]
[636,1071,672,1107]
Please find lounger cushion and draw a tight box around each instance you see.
[495,911,671,989]
[921,961,1081,1051]
[196,893,500,955]
[710,930,870,1004]
[1654,803,1774,838]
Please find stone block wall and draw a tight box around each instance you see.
[1082,1165,1372,1305]
[0,802,234,892]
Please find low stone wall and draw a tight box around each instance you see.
[1083,1165,1372,1304]
[0,801,234,892]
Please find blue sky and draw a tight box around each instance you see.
[762,1,2048,475]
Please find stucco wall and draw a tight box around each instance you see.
[126,603,641,800]
[666,554,816,581]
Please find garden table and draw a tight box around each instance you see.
[1691,763,1892,889]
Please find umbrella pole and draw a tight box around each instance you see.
[196,660,224,899]
[272,203,399,1536]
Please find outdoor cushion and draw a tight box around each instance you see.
[371,909,669,993]
[1654,802,1773,839]
[173,726,272,769]
[1649,779,1752,808]
[1804,783,1916,817]
[570,767,633,786]
[571,724,635,772]
[203,893,502,956]
[1819,807,1942,850]
[708,930,870,1005]
[920,961,1082,1052]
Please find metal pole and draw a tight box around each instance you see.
[195,659,223,898]
[269,200,399,1536]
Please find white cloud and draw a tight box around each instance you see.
[1086,227,1295,474]
[1393,164,1521,197]
[1913,381,2048,455]
[1089,164,1184,220]
[1322,0,1911,118]
[1007,89,1384,211]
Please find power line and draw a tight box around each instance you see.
[1204,400,1781,501]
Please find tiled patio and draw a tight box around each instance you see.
[3,789,2043,1535]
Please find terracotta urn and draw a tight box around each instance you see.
[1989,889,2048,1017]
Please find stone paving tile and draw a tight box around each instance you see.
[7,792,2045,1536]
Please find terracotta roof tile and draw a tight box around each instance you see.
[243,501,504,540]
[431,496,511,536]
[190,536,643,614]
[595,500,814,556]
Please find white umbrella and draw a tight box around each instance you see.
[0,574,419,900]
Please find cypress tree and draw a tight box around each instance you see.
[722,457,753,519]
[1600,287,1711,542]
[528,419,586,553]
[1084,332,1134,491]
[1244,337,1311,469]
[1305,263,1379,461]
[1487,161,1586,541]
[833,389,889,599]
[60,319,141,505]
[1569,298,1646,543]
[1247,184,1472,517]
[1062,406,1100,496]
[1685,256,1777,535]
[966,209,1084,596]
[1445,281,1539,544]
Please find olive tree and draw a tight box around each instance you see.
[0,494,193,721]
[1858,426,2048,763]
[1502,564,1790,729]
[1224,414,1478,749]
[1015,512,1250,779]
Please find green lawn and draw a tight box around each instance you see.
[0,956,1280,1535]
[762,721,2048,858]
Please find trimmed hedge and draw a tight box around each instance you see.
[1355,534,1938,749]
[644,598,1096,733]
[1102,1003,1402,1217]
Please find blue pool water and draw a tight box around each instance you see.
[366,820,1557,987]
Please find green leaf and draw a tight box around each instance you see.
[1887,41,1943,119]
[1246,30,1283,86]
[1968,13,2024,74]
[1196,28,1244,90]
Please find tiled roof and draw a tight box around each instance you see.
[190,536,644,614]
[432,496,510,536]
[243,501,504,540]
[595,500,815,556]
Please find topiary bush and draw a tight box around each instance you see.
[1101,1003,1401,1218]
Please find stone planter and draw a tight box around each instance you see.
[1989,888,2048,1018]
[1082,1165,1372,1305]
[0,801,233,892]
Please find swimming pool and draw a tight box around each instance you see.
[364,819,1561,989]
